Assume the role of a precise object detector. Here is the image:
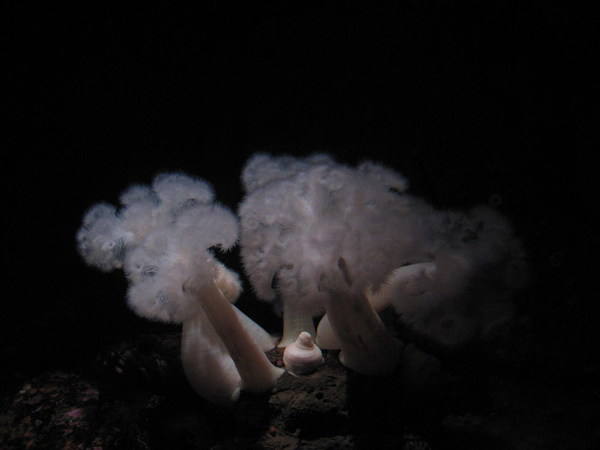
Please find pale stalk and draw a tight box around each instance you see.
[187,279,283,393]
[278,298,317,347]
[323,288,403,375]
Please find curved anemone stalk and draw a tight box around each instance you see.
[278,300,317,348]
[233,304,279,351]
[181,300,280,405]
[215,262,278,351]
[317,261,437,354]
[185,278,284,395]
[366,261,438,311]
[317,258,404,376]
[314,313,342,350]
[181,310,242,405]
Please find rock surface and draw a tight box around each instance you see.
[2,332,599,449]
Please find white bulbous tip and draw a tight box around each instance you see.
[296,331,315,349]
[283,331,324,376]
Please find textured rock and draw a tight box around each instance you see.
[2,332,599,449]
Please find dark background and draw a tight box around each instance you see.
[4,1,598,392]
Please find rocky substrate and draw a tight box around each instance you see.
[1,333,599,449]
